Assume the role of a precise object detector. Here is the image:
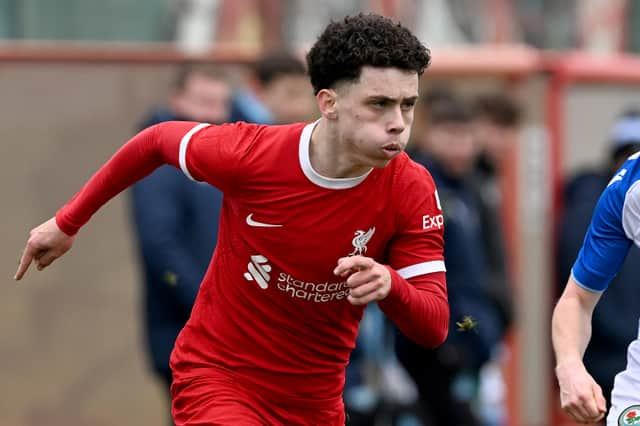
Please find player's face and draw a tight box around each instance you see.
[261,74,316,124]
[172,74,232,124]
[334,66,419,168]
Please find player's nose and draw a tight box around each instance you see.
[386,106,405,134]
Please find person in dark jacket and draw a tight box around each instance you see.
[556,108,640,407]
[471,92,521,334]
[129,64,232,401]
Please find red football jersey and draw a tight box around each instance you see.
[54,119,447,416]
[169,121,446,407]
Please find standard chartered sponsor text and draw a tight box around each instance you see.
[277,272,349,302]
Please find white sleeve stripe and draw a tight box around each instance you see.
[397,260,446,279]
[179,123,210,181]
[570,270,604,294]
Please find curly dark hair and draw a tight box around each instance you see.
[306,13,431,95]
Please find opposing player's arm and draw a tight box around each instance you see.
[552,276,606,422]
[15,121,219,280]
[552,170,638,423]
[552,275,601,367]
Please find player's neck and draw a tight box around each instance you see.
[309,119,372,179]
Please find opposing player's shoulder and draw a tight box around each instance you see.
[608,151,640,190]
[611,152,640,242]
[600,152,640,216]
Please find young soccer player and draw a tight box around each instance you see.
[15,14,449,425]
[553,125,640,424]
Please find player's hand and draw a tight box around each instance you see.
[14,217,74,280]
[333,256,391,306]
[555,358,607,424]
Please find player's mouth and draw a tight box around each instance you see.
[382,143,402,158]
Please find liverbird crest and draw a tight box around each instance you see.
[349,227,376,256]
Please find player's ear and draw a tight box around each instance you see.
[317,89,338,120]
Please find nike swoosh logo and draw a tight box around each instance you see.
[246,213,283,228]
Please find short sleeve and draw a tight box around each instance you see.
[386,164,446,279]
[571,177,635,292]
[181,121,262,193]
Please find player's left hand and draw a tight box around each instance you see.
[333,256,391,306]
[14,217,74,280]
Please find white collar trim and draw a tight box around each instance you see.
[298,120,372,190]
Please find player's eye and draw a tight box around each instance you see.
[401,100,416,111]
[370,99,389,108]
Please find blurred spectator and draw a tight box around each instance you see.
[473,92,521,175]
[556,108,640,406]
[129,63,232,417]
[231,50,316,124]
[397,89,506,426]
[471,92,521,336]
[470,91,522,426]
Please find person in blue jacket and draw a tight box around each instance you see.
[130,64,232,402]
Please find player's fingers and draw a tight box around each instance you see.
[563,405,591,424]
[571,396,602,423]
[35,250,59,270]
[560,390,592,423]
[334,256,373,276]
[593,385,607,414]
[584,393,606,421]
[347,285,382,306]
[561,406,579,423]
[348,281,378,299]
[345,269,379,289]
[15,245,37,280]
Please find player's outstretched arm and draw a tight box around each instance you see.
[15,217,74,280]
[14,121,205,280]
[552,275,606,423]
